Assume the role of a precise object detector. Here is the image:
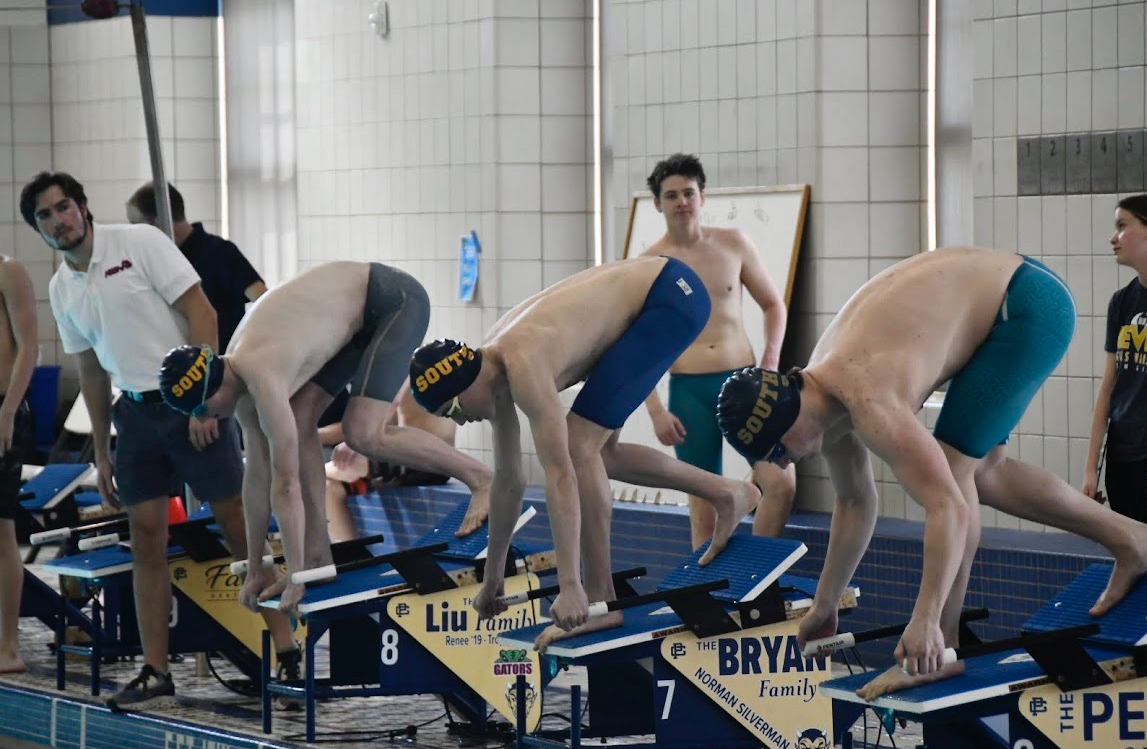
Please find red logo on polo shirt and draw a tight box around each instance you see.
[104,259,133,277]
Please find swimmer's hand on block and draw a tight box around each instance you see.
[893,622,1101,673]
[230,555,277,576]
[476,506,537,559]
[78,533,125,552]
[801,607,991,659]
[495,583,611,617]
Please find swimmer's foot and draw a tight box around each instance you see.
[1091,542,1147,616]
[457,478,491,537]
[534,611,623,653]
[856,661,965,701]
[699,480,762,566]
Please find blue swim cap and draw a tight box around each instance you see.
[717,367,801,464]
[409,339,483,414]
[159,344,224,415]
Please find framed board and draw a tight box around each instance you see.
[613,184,810,503]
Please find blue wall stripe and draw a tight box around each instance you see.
[49,1,220,25]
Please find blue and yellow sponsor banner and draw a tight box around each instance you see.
[388,574,543,731]
[1020,676,1147,748]
[661,618,832,749]
[170,557,305,657]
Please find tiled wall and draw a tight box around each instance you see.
[288,0,593,484]
[39,13,223,395]
[0,8,54,379]
[971,1,1139,532]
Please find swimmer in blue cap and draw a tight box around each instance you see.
[411,256,762,652]
[716,246,1147,701]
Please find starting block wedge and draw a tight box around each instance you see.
[257,501,551,744]
[15,463,98,561]
[822,562,1147,749]
[504,534,860,749]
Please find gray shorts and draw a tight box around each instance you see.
[311,263,431,403]
[112,397,244,506]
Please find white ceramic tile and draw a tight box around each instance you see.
[1041,72,1067,133]
[775,38,795,94]
[869,146,920,201]
[645,0,663,52]
[172,16,215,58]
[754,0,776,41]
[496,67,540,115]
[993,17,1019,77]
[496,164,541,212]
[869,35,919,91]
[818,36,867,91]
[717,46,737,100]
[1065,194,1095,255]
[540,18,585,66]
[12,103,48,144]
[542,212,589,263]
[817,203,869,258]
[1065,9,1092,70]
[698,0,719,47]
[821,0,868,35]
[1118,2,1146,66]
[541,164,588,212]
[699,46,720,99]
[869,0,920,35]
[994,196,1019,248]
[1041,11,1067,72]
[495,18,539,66]
[496,212,542,260]
[821,92,868,147]
[816,147,869,202]
[9,25,46,65]
[814,257,870,314]
[775,93,796,147]
[973,136,995,197]
[541,115,587,163]
[756,41,776,96]
[870,202,921,257]
[974,197,995,246]
[988,77,1015,137]
[736,43,756,99]
[1065,70,1092,132]
[1016,199,1043,256]
[1016,75,1043,135]
[1118,66,1146,129]
[973,20,994,80]
[1090,67,1118,130]
[1092,5,1118,68]
[1015,14,1042,76]
[871,90,920,146]
[735,0,757,44]
[498,115,541,163]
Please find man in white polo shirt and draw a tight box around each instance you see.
[19,172,299,711]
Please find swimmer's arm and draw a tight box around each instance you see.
[237,401,273,570]
[513,374,582,590]
[253,382,307,578]
[171,282,219,353]
[484,396,526,586]
[1085,353,1116,488]
[814,432,879,610]
[738,233,786,370]
[75,349,113,462]
[857,406,969,627]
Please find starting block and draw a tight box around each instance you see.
[822,563,1147,749]
[14,463,98,561]
[41,512,297,698]
[257,501,553,744]
[501,535,860,749]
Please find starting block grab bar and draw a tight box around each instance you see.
[29,514,128,546]
[497,577,729,618]
[803,607,990,658]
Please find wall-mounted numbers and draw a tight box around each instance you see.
[1092,132,1117,193]
[1017,137,1041,196]
[1117,130,1145,192]
[1040,135,1066,194]
[1065,133,1091,194]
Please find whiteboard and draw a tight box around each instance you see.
[612,185,810,504]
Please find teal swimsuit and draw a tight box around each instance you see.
[932,256,1076,458]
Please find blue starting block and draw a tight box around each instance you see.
[40,511,278,698]
[821,562,1147,749]
[15,463,97,562]
[501,535,860,749]
[257,501,551,744]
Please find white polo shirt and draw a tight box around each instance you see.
[49,223,201,393]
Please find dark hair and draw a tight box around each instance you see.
[1118,195,1147,227]
[646,153,707,199]
[127,181,186,223]
[19,171,92,228]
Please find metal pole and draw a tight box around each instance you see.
[129,1,173,239]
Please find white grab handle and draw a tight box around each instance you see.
[30,527,72,545]
[78,533,121,551]
[801,632,856,658]
[291,564,337,585]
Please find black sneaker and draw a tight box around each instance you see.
[106,664,175,711]
[274,646,303,711]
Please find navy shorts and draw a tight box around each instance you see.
[571,257,711,429]
[112,396,244,506]
[0,397,34,520]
